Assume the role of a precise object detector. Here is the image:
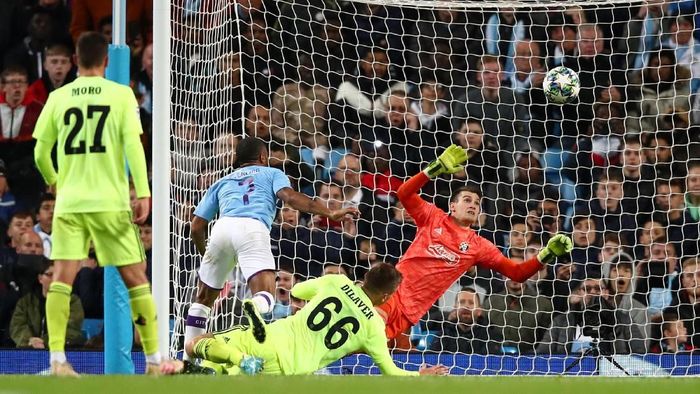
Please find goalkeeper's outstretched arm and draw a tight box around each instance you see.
[487,234,574,282]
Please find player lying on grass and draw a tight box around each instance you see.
[378,145,573,344]
[184,138,359,366]
[163,263,448,376]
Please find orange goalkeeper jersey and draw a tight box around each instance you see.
[394,172,543,324]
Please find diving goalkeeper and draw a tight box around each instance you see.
[378,145,573,343]
[164,263,447,376]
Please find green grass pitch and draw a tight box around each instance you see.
[0,376,699,394]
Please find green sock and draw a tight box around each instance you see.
[46,282,73,353]
[128,284,159,357]
[193,338,242,365]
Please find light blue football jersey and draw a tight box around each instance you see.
[193,165,291,229]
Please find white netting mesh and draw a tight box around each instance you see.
[168,0,700,374]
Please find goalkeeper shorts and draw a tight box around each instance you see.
[204,325,283,375]
[51,211,145,266]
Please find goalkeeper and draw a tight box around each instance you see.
[378,145,573,344]
[164,263,447,376]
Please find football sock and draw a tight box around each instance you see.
[192,337,243,365]
[251,291,274,314]
[46,281,72,360]
[128,284,161,364]
[183,303,211,361]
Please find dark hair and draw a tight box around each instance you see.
[603,232,621,245]
[510,215,527,227]
[1,64,28,81]
[363,262,402,296]
[10,211,33,222]
[39,193,56,204]
[661,310,680,336]
[76,32,108,68]
[45,42,73,58]
[39,258,53,275]
[450,184,482,203]
[600,167,624,183]
[235,137,267,167]
[687,159,700,173]
[572,215,594,228]
[624,133,641,146]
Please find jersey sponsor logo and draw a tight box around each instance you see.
[340,284,375,319]
[460,242,470,253]
[427,244,460,265]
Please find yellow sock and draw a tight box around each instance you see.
[46,282,73,353]
[193,337,243,365]
[128,284,159,358]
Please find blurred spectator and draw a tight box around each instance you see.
[360,145,402,205]
[135,43,153,117]
[0,160,16,226]
[98,15,112,43]
[510,39,549,152]
[270,204,311,279]
[240,13,283,103]
[453,55,520,152]
[483,277,553,354]
[632,49,691,133]
[643,131,678,181]
[575,169,637,246]
[484,8,528,75]
[635,240,679,315]
[627,0,674,70]
[69,0,152,44]
[0,64,43,145]
[353,238,380,279]
[3,211,33,251]
[428,287,501,354]
[636,220,667,260]
[680,160,700,257]
[3,8,54,83]
[212,133,239,173]
[651,310,695,353]
[35,1,71,44]
[245,105,272,142]
[668,257,700,348]
[527,186,562,244]
[140,218,152,282]
[570,215,601,279]
[322,263,348,277]
[546,23,577,67]
[411,9,473,78]
[504,217,529,260]
[601,252,651,344]
[409,79,451,136]
[309,183,355,270]
[654,179,686,245]
[383,201,416,263]
[26,42,75,105]
[561,24,623,145]
[599,232,623,264]
[10,259,84,349]
[664,15,700,93]
[331,45,407,145]
[621,135,656,219]
[536,278,605,354]
[270,269,295,321]
[16,230,43,256]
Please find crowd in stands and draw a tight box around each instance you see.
[1,0,700,357]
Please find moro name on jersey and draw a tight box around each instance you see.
[340,284,374,319]
[71,86,102,96]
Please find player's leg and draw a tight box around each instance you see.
[184,218,238,361]
[236,218,278,342]
[88,211,163,373]
[46,213,90,376]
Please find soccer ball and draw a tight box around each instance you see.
[543,66,580,104]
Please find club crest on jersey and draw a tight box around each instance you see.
[459,242,470,253]
[427,244,459,266]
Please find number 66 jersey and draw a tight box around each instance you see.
[271,274,417,376]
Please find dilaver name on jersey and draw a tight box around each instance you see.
[340,284,374,320]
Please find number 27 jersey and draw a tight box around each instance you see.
[32,76,145,214]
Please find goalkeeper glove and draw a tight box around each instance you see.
[537,234,573,265]
[423,144,468,178]
[239,355,264,375]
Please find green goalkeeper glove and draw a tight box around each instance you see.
[537,234,573,265]
[423,144,468,178]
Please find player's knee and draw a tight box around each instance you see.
[195,281,220,305]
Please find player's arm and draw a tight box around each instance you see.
[289,277,326,301]
[191,215,209,256]
[364,321,447,376]
[398,144,467,223]
[190,182,222,256]
[276,187,359,222]
[122,87,151,223]
[33,97,58,186]
[483,235,573,282]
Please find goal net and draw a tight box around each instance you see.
[167,0,700,375]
